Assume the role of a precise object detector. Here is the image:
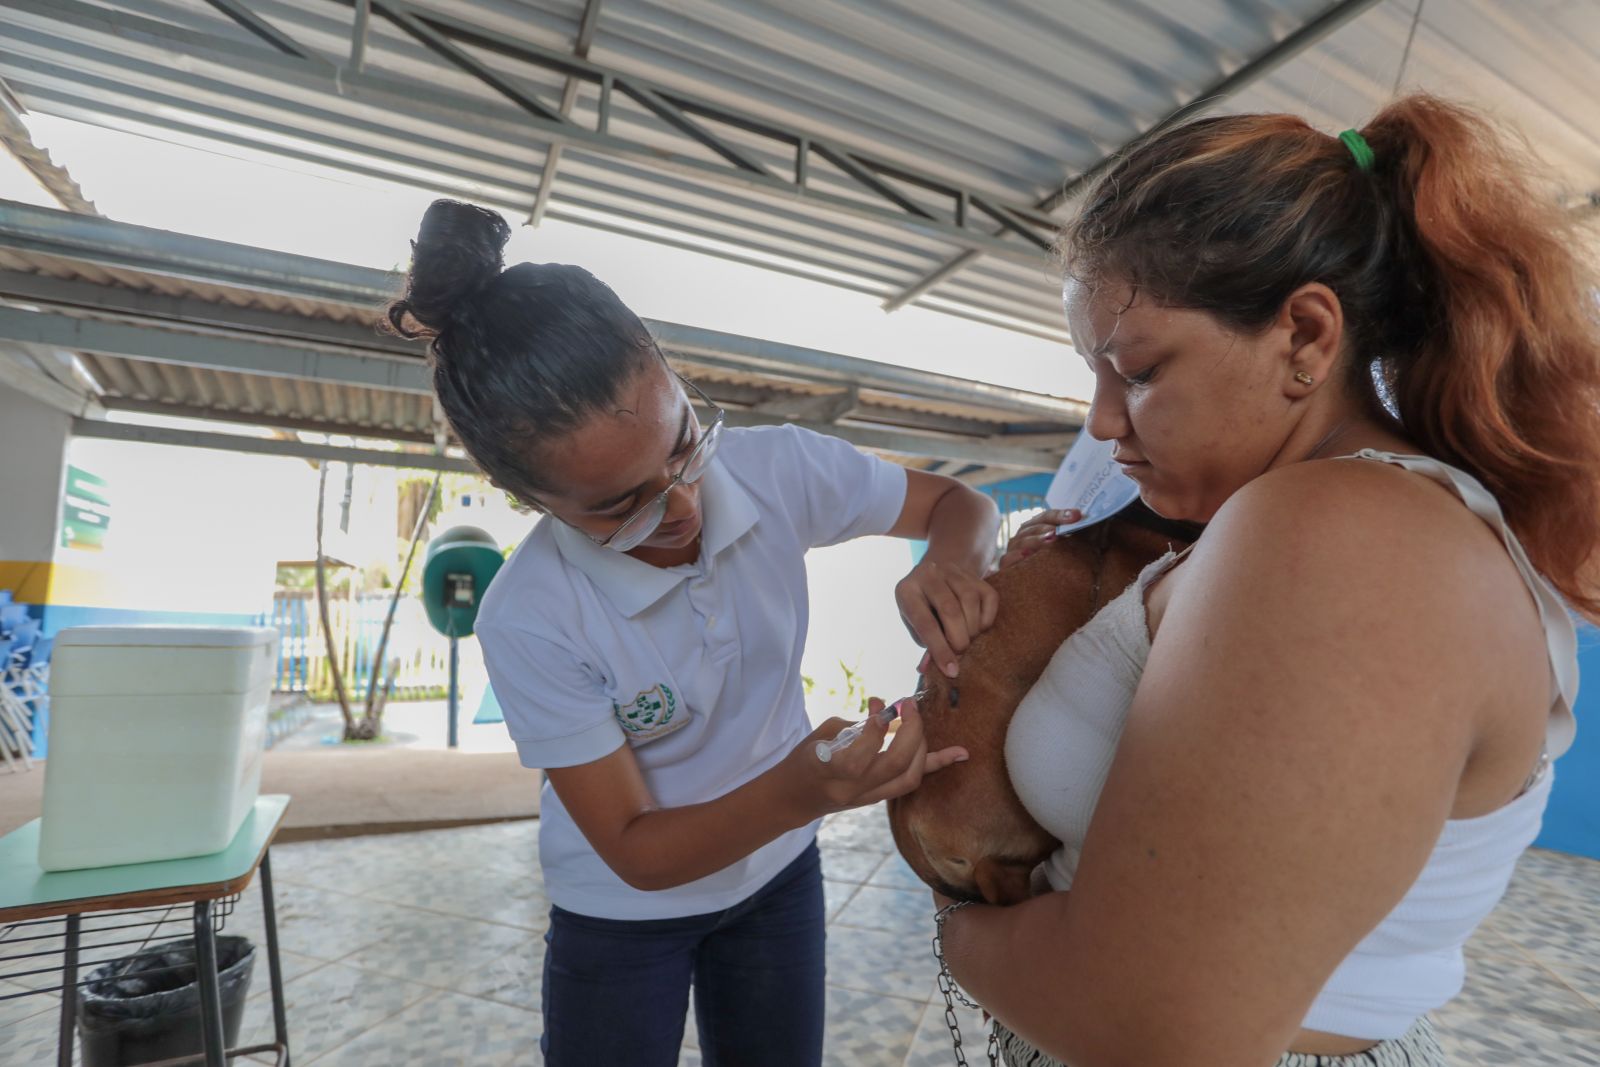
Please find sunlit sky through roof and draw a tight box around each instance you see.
[2,111,1090,707]
[8,112,1094,402]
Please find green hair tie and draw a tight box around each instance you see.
[1339,128,1375,172]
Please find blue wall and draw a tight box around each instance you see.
[981,472,1054,498]
[909,472,1055,566]
[1536,624,1600,859]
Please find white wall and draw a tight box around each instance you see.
[0,381,69,564]
[801,536,923,726]
[55,434,306,615]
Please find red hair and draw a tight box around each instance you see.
[1063,94,1600,621]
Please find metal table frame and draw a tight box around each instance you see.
[0,795,293,1066]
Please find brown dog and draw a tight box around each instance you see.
[887,504,1198,905]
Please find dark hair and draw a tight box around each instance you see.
[1062,93,1600,620]
[383,199,658,504]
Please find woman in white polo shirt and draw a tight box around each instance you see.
[386,200,1002,1067]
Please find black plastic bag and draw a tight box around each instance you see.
[78,935,255,1067]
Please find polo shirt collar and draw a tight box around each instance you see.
[551,455,759,618]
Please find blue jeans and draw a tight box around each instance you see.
[540,841,826,1067]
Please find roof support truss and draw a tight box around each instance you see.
[880,0,1386,311]
[3,0,1060,266]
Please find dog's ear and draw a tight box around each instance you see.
[973,856,1034,906]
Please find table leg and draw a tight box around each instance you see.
[260,849,291,1066]
[57,913,79,1067]
[192,901,227,1067]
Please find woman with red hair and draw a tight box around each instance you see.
[942,94,1599,1066]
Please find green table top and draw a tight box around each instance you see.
[0,795,290,920]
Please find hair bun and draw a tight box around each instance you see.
[386,199,512,338]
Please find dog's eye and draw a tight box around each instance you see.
[947,857,970,868]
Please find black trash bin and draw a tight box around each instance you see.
[77,935,256,1067]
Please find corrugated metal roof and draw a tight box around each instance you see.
[64,347,1065,445]
[3,0,1597,348]
[80,353,442,438]
[0,237,1075,426]
[0,201,1082,475]
[0,245,370,323]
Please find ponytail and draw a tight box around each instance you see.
[1062,93,1600,619]
[1365,96,1600,618]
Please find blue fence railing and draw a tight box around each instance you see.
[263,591,448,697]
[992,491,1048,549]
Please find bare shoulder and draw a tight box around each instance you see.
[1149,455,1547,765]
[1189,456,1518,617]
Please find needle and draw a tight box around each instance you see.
[815,700,903,762]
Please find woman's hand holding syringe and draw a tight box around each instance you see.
[779,696,967,819]
[816,698,907,762]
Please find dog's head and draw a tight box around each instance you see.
[885,509,1198,905]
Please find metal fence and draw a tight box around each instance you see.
[263,592,449,699]
[263,491,1048,701]
[992,490,1048,550]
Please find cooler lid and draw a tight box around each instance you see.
[55,625,278,649]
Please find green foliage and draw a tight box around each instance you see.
[809,658,869,718]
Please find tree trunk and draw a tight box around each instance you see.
[372,655,402,723]
[314,461,356,738]
[361,471,440,738]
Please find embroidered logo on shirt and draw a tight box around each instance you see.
[613,683,688,744]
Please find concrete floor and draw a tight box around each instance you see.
[3,810,1598,1066]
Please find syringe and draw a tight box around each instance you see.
[815,700,905,763]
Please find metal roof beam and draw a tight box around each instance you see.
[400,3,1054,253]
[810,141,935,222]
[0,306,434,393]
[649,319,1084,423]
[0,343,100,417]
[0,297,1068,465]
[372,0,567,125]
[0,270,1020,437]
[346,0,371,72]
[3,0,1055,266]
[0,198,392,306]
[616,80,773,180]
[200,0,320,63]
[958,467,1037,489]
[93,391,1056,470]
[0,268,416,357]
[97,396,438,444]
[881,0,1386,312]
[528,0,603,227]
[70,407,1053,476]
[749,386,858,424]
[0,199,1082,424]
[71,416,474,473]
[715,410,1057,473]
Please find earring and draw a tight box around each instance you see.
[1294,371,1315,386]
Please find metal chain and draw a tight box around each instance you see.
[934,901,1000,1067]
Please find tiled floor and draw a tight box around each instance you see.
[3,809,1597,1065]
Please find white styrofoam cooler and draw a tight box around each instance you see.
[38,625,279,871]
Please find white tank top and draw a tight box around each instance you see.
[1005,450,1580,1040]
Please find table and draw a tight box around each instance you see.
[0,795,292,1067]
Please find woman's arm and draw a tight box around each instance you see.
[889,469,1002,677]
[942,462,1508,1065]
[548,698,964,891]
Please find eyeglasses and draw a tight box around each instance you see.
[585,376,725,553]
